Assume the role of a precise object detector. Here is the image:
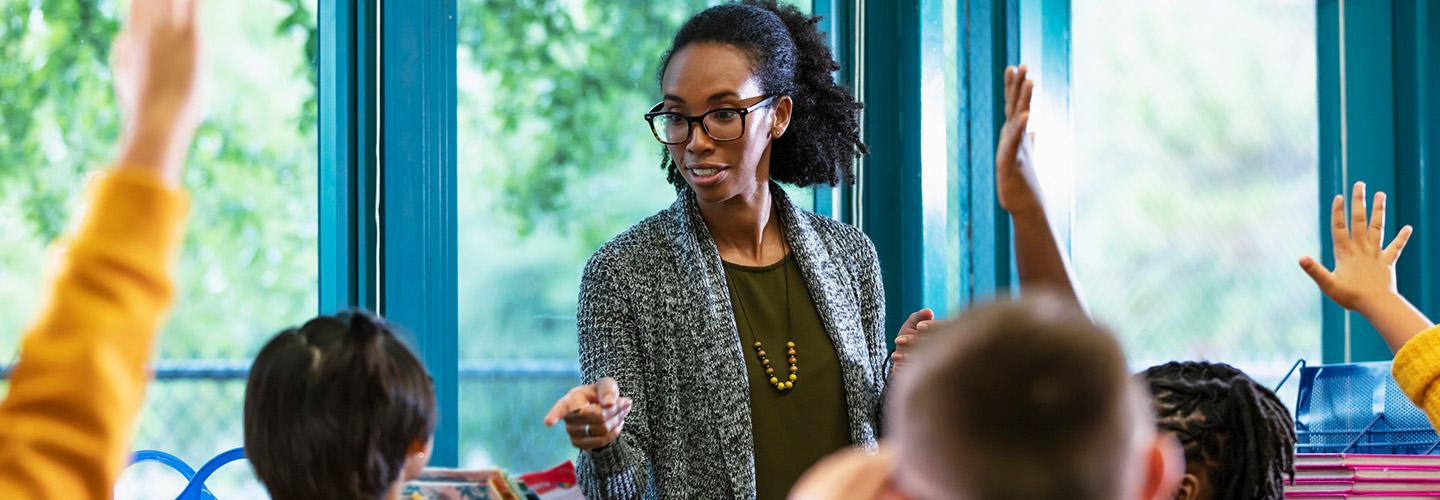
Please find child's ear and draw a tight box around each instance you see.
[1141,431,1185,500]
[401,436,435,482]
[1173,473,1202,500]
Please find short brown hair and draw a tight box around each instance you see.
[889,294,1146,500]
[243,310,436,500]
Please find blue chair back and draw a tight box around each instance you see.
[127,447,248,500]
[1289,361,1439,454]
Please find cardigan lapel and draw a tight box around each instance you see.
[670,191,755,498]
[770,184,878,443]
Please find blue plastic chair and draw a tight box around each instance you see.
[1277,360,1440,455]
[128,447,247,500]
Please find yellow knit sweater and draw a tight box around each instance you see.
[0,169,189,499]
[1393,324,1440,430]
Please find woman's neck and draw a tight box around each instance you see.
[699,180,785,265]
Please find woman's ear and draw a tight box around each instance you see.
[770,95,793,139]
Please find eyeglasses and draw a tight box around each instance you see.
[644,95,778,145]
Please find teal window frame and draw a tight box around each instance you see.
[1318,0,1440,363]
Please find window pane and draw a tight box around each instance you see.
[0,1,317,497]
[1068,0,1319,384]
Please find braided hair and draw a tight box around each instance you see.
[1141,361,1296,499]
[657,0,867,189]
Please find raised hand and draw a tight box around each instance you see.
[1301,181,1431,351]
[996,65,1042,217]
[544,377,634,451]
[1301,182,1411,311]
[113,0,204,185]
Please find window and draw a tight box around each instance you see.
[455,0,720,472]
[1063,0,1319,384]
[0,1,317,497]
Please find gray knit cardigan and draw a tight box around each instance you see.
[574,183,890,500]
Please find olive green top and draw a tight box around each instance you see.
[723,254,853,500]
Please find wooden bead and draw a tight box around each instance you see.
[789,374,797,382]
[788,356,797,364]
[787,348,796,355]
[753,341,762,348]
[762,359,770,366]
[784,381,793,389]
[790,365,798,372]
[786,341,795,348]
[758,350,766,357]
[766,367,774,374]
[769,376,779,385]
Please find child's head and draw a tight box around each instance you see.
[1141,361,1295,500]
[887,294,1180,500]
[244,310,436,499]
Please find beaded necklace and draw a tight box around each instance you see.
[730,253,799,392]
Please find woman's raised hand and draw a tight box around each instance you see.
[995,65,1042,217]
[544,377,634,451]
[891,309,950,377]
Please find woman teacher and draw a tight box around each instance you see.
[543,2,936,498]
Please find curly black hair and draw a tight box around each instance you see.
[1141,361,1296,499]
[657,0,867,189]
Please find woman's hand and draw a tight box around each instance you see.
[1301,182,1432,351]
[891,309,949,374]
[113,0,204,186]
[544,377,634,451]
[995,65,1042,218]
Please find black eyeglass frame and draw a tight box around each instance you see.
[643,94,779,145]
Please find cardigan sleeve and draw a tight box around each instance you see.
[575,249,655,500]
[853,233,889,433]
[1392,324,1440,431]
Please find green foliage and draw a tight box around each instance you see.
[456,0,714,237]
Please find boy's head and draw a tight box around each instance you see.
[1141,361,1296,500]
[244,310,437,499]
[886,294,1180,500]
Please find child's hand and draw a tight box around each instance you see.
[996,65,1043,218]
[113,0,203,185]
[1300,182,1413,314]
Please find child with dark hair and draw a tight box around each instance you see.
[792,294,1185,500]
[244,311,437,500]
[1300,183,1440,425]
[1140,361,1296,499]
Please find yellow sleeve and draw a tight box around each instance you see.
[1393,324,1440,431]
[0,169,189,499]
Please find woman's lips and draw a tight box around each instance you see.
[687,164,728,187]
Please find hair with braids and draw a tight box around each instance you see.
[1141,361,1296,499]
[656,0,867,189]
[244,310,436,500]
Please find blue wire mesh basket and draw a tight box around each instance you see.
[1287,361,1440,455]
